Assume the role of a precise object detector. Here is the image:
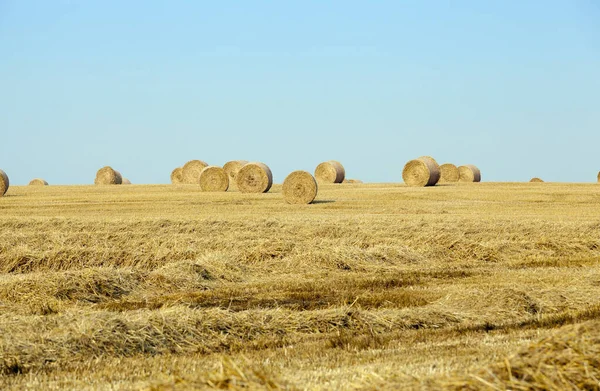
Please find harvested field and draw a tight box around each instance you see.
[0,182,600,390]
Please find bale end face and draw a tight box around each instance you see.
[283,171,318,204]
[236,162,273,193]
[0,169,9,196]
[199,166,229,192]
[182,160,208,184]
[171,167,184,184]
[458,165,481,183]
[315,160,345,183]
[95,166,122,185]
[403,159,440,187]
[28,179,48,186]
[439,163,460,183]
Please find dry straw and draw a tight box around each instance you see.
[402,157,440,187]
[94,166,122,185]
[283,170,318,204]
[458,164,481,183]
[170,167,183,184]
[122,178,132,185]
[28,179,48,186]
[314,160,345,183]
[529,177,544,183]
[439,163,460,183]
[597,171,600,183]
[0,169,8,196]
[182,160,208,184]
[237,162,273,193]
[199,166,229,192]
[223,160,249,185]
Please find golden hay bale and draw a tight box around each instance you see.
[314,160,345,183]
[28,179,48,186]
[418,156,440,185]
[402,158,440,187]
[236,162,273,193]
[199,166,229,192]
[439,163,459,183]
[223,160,249,185]
[170,167,183,184]
[530,177,544,183]
[0,169,8,196]
[597,171,600,183]
[348,179,363,183]
[458,164,481,183]
[94,166,122,185]
[122,178,131,185]
[182,160,208,184]
[283,170,318,204]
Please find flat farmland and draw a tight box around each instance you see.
[1,182,599,390]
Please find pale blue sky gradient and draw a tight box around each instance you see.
[1,1,599,184]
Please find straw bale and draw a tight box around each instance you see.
[236,162,273,193]
[283,170,318,204]
[458,164,481,183]
[170,167,183,184]
[94,166,122,185]
[28,179,48,186]
[402,158,440,187]
[0,170,8,196]
[182,160,208,184]
[314,160,345,183]
[439,163,459,183]
[199,166,229,192]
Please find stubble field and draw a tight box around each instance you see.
[0,182,599,390]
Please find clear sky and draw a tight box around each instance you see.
[1,1,599,184]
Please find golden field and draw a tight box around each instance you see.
[0,182,599,390]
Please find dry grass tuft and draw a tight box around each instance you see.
[0,169,8,196]
[28,179,48,186]
[170,167,183,184]
[94,166,122,185]
[182,160,208,184]
[439,163,460,183]
[402,157,440,187]
[282,170,318,204]
[236,162,273,193]
[199,166,229,192]
[315,161,345,183]
[458,164,482,183]
[530,178,544,183]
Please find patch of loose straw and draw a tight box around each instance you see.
[199,166,229,192]
[0,170,9,196]
[171,167,183,184]
[458,165,481,183]
[314,161,345,183]
[94,167,122,185]
[182,160,208,184]
[223,160,249,187]
[283,170,318,204]
[402,158,440,187]
[530,177,544,183]
[439,163,459,183]
[28,179,48,186]
[236,162,273,193]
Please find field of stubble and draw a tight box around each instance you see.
[0,182,599,390]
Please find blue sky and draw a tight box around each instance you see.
[1,1,599,184]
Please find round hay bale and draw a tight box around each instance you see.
[529,177,544,183]
[170,167,183,184]
[199,166,229,192]
[0,169,9,196]
[223,160,249,189]
[236,162,273,193]
[28,179,48,186]
[439,163,460,183]
[458,165,481,183]
[94,166,122,185]
[182,160,208,184]
[283,171,318,205]
[402,158,440,187]
[348,179,363,183]
[122,178,131,185]
[418,156,440,185]
[597,171,600,183]
[314,160,345,183]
